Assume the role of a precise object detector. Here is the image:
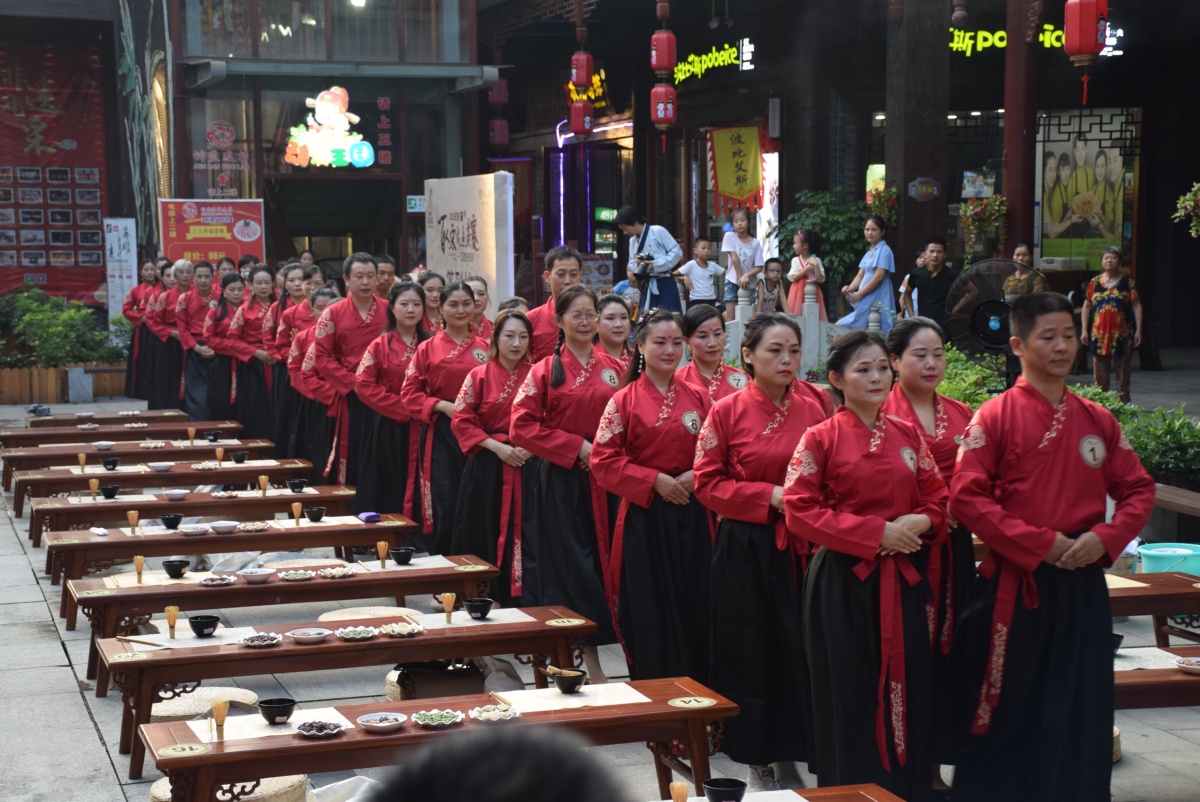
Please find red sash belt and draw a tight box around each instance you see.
[606,497,634,663]
[853,553,923,771]
[402,422,420,521]
[588,466,612,606]
[488,432,525,598]
[775,516,810,577]
[229,357,239,404]
[418,414,439,535]
[324,393,349,483]
[970,553,1039,735]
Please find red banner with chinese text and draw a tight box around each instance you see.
[158,199,265,264]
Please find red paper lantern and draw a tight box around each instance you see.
[488,118,509,147]
[650,30,677,78]
[487,78,508,107]
[1063,0,1108,67]
[650,84,677,130]
[570,51,594,89]
[569,100,594,137]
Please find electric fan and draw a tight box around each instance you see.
[943,258,1048,390]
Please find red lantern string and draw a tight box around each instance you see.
[1080,70,1090,106]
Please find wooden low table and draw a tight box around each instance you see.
[1115,645,1200,709]
[0,419,240,449]
[796,788,904,801]
[46,511,416,595]
[24,409,187,428]
[71,553,497,695]
[13,459,313,517]
[27,484,356,547]
[139,677,736,802]
[1,438,273,491]
[1107,571,1200,647]
[106,605,595,778]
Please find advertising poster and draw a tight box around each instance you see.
[103,218,137,311]
[1036,108,1136,270]
[424,173,515,321]
[158,199,265,263]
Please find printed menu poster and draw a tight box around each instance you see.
[158,199,265,263]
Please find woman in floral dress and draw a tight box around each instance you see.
[1081,246,1143,402]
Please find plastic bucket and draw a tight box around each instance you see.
[1137,543,1200,575]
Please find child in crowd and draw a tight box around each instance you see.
[677,236,726,311]
[754,258,786,314]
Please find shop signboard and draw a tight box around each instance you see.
[949,21,1125,58]
[283,85,376,169]
[158,199,265,264]
[907,177,941,202]
[102,218,137,311]
[674,38,755,84]
[424,172,515,321]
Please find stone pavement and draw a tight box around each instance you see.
[1,358,1198,801]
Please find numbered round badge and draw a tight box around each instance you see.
[900,446,917,473]
[473,348,487,363]
[726,372,747,389]
[601,369,619,387]
[681,411,701,435]
[1079,435,1107,468]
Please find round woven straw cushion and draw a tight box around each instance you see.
[265,557,350,568]
[386,669,402,702]
[1113,725,1121,763]
[150,775,307,802]
[149,687,259,723]
[318,606,422,622]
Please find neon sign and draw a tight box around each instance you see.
[673,38,755,85]
[565,69,609,110]
[949,23,1125,58]
[284,85,375,168]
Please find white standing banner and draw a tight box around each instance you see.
[103,217,137,312]
[424,172,515,321]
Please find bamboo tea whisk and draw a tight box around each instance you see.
[77,452,87,471]
[89,478,99,501]
[127,510,139,535]
[441,592,456,624]
[188,427,196,446]
[292,502,302,528]
[258,475,269,497]
[377,540,389,569]
[215,447,224,464]
[211,699,229,740]
[165,605,179,639]
[669,782,690,802]
[133,555,145,584]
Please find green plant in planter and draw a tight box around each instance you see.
[771,190,867,288]
[1124,406,1200,486]
[938,346,1004,409]
[0,286,125,368]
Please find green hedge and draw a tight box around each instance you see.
[0,287,126,368]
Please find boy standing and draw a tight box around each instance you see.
[677,236,725,311]
[949,292,1154,801]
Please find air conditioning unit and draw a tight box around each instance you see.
[1038,256,1088,271]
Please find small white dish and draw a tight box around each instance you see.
[411,709,465,728]
[278,570,316,582]
[318,567,356,580]
[147,462,174,472]
[118,410,141,417]
[469,704,521,723]
[379,622,424,638]
[75,412,96,419]
[1174,658,1200,676]
[238,632,283,648]
[335,626,378,641]
[77,423,99,430]
[92,441,115,451]
[124,422,149,429]
[162,489,190,502]
[293,721,346,738]
[356,713,407,733]
[237,568,274,584]
[177,524,210,536]
[198,575,238,587]
[208,520,239,534]
[286,628,333,644]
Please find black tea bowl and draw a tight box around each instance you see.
[1113,632,1125,656]
[287,478,307,493]
[188,614,220,638]
[162,559,189,579]
[303,506,326,523]
[258,697,296,725]
[389,546,416,565]
[101,457,120,471]
[465,598,494,619]
[231,451,249,464]
[203,430,220,442]
[552,669,587,694]
[99,485,120,500]
[160,513,183,530]
[702,778,747,802]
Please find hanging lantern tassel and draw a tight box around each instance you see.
[661,133,667,154]
[1081,69,1090,106]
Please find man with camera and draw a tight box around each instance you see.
[616,205,684,313]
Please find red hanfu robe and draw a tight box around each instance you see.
[590,373,713,679]
[147,287,182,344]
[675,361,748,403]
[203,306,252,405]
[524,297,560,362]
[122,282,157,397]
[475,315,494,341]
[122,282,156,327]
[146,287,186,407]
[948,378,1154,802]
[692,379,825,766]
[881,387,974,654]
[287,328,314,400]
[274,301,316,361]
[313,296,388,482]
[176,288,216,351]
[784,409,947,796]
[450,359,534,597]
[355,331,420,518]
[399,329,489,543]
[510,346,624,641]
[794,377,835,419]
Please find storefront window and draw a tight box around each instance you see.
[257,0,327,61]
[333,0,399,61]
[404,0,471,63]
[184,1,254,58]
[186,94,255,200]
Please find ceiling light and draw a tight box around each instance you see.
[947,114,958,120]
[351,0,366,7]
[970,111,982,116]
[996,108,1005,113]
[874,114,886,120]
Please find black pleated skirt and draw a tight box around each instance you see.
[353,412,413,515]
[126,324,146,398]
[950,562,1113,802]
[234,359,274,439]
[804,547,933,800]
[290,396,334,485]
[144,336,182,410]
[207,354,236,421]
[710,517,809,766]
[615,496,712,683]
[931,525,977,761]
[418,415,466,555]
[271,362,299,458]
[521,459,616,646]
[342,392,372,487]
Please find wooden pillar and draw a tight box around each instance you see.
[1002,0,1042,252]
[884,2,950,268]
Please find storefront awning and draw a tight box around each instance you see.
[183,60,500,93]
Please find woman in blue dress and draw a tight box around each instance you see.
[837,216,897,334]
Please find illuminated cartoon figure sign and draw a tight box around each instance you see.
[285,85,376,169]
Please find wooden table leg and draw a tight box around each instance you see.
[652,742,674,800]
[3,461,13,491]
[170,766,215,802]
[64,589,79,631]
[14,483,26,517]
[687,719,713,792]
[1155,614,1171,647]
[127,681,157,778]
